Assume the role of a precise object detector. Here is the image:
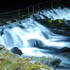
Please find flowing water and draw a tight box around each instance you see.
[0,7,70,70]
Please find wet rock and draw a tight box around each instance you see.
[11,47,23,55]
[42,32,49,39]
[60,47,70,53]
[0,28,4,36]
[18,24,25,29]
[50,58,61,68]
[64,20,70,26]
[0,45,4,50]
[28,39,45,49]
[0,22,7,26]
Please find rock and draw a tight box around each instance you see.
[18,24,25,29]
[11,47,23,55]
[28,39,41,47]
[0,29,4,36]
[0,45,4,50]
[64,20,70,26]
[50,58,61,68]
[42,32,48,39]
[29,61,36,64]
[60,47,70,53]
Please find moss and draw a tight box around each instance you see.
[47,18,53,23]
[56,19,64,24]
[0,45,53,70]
[23,62,52,70]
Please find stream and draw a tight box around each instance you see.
[0,7,70,70]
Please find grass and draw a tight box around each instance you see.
[0,45,53,70]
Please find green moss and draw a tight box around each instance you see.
[23,62,52,70]
[47,18,53,23]
[56,19,64,24]
[0,45,53,70]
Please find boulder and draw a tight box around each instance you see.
[60,47,70,53]
[50,58,61,68]
[11,47,23,55]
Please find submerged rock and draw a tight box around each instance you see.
[11,47,23,55]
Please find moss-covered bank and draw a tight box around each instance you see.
[0,45,53,70]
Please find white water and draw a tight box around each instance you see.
[0,7,70,69]
[0,19,69,52]
[39,7,70,20]
[0,7,70,57]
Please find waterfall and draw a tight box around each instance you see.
[0,7,70,57]
[41,7,70,20]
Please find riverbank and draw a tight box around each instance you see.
[0,45,53,70]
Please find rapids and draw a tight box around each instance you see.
[0,7,70,69]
